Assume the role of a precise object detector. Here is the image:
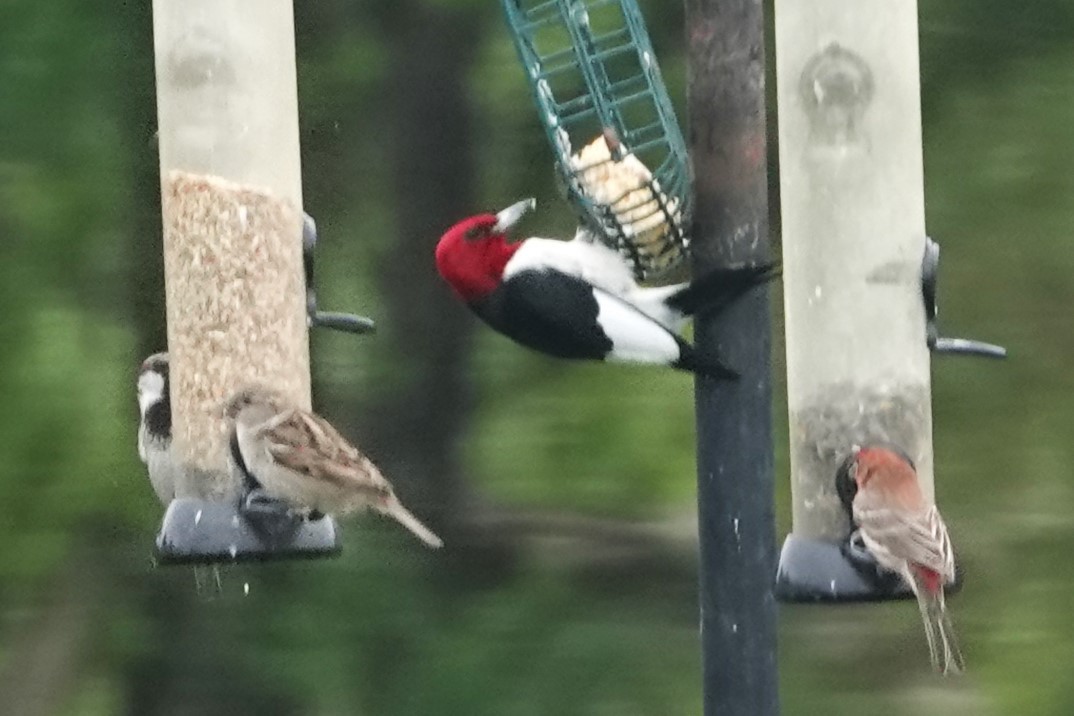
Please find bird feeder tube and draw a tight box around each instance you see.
[152,0,338,562]
[772,0,952,602]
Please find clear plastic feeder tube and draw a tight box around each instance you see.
[153,0,310,498]
[776,0,934,543]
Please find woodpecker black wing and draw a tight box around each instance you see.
[474,268,691,368]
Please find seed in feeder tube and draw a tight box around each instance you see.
[160,170,311,498]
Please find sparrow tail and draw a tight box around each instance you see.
[381,499,443,549]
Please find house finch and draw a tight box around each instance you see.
[843,444,965,674]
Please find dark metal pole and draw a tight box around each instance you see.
[686,1,778,714]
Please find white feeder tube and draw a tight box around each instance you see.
[153,0,310,498]
[776,0,934,542]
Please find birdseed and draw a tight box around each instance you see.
[161,169,311,498]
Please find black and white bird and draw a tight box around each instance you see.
[137,351,222,595]
[137,352,180,504]
[225,386,443,549]
[435,198,778,379]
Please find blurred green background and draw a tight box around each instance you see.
[0,1,1070,714]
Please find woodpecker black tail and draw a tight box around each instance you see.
[673,342,741,380]
[666,261,780,318]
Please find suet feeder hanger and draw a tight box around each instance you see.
[502,0,692,281]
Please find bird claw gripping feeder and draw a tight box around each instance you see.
[151,0,344,564]
[502,0,692,282]
[770,0,998,602]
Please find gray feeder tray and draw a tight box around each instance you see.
[155,497,342,565]
[775,533,964,603]
[775,533,912,602]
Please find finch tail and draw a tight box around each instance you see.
[381,498,444,549]
[911,568,965,675]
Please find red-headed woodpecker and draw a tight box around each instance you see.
[435,199,778,379]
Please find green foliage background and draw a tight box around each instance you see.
[1,1,1072,714]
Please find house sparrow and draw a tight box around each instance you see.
[137,352,181,504]
[842,445,964,674]
[137,351,222,596]
[225,386,443,549]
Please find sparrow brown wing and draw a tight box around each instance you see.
[257,407,393,499]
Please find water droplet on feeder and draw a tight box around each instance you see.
[731,623,739,634]
[229,544,238,559]
[243,582,250,597]
[732,517,740,539]
[194,509,203,526]
[829,580,837,593]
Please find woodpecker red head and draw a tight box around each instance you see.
[435,199,533,303]
[435,199,779,379]
[842,444,965,675]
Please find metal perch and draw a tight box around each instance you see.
[922,236,1007,359]
[303,213,377,335]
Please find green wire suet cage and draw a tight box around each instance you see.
[503,0,692,281]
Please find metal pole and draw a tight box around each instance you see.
[686,1,778,714]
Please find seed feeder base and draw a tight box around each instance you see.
[775,532,963,603]
[155,497,342,565]
[775,533,911,603]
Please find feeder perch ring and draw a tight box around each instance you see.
[503,0,693,282]
[922,236,1007,359]
[303,212,377,335]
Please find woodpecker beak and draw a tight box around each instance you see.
[494,198,536,233]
